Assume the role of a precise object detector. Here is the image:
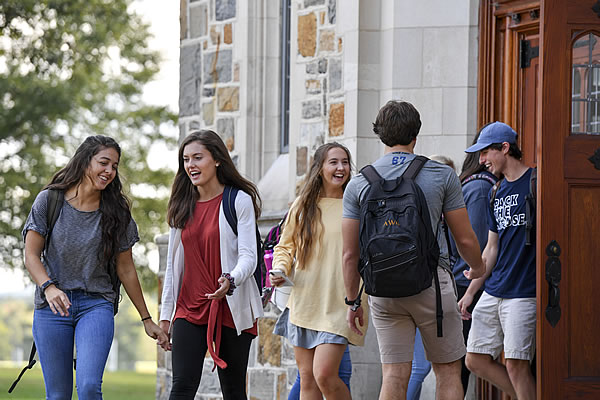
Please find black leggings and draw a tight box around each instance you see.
[169,318,254,400]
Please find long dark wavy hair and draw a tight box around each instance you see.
[44,135,131,271]
[460,123,502,182]
[290,142,352,269]
[167,130,262,229]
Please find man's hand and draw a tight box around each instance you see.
[347,306,364,336]
[458,294,474,320]
[464,257,486,280]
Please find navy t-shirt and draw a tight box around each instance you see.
[485,168,536,298]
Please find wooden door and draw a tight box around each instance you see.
[538,0,600,399]
[478,0,540,165]
[477,2,541,397]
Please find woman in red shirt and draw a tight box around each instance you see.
[159,130,263,399]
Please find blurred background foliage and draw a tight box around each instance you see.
[0,0,178,292]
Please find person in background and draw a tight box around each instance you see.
[430,154,456,173]
[271,142,368,400]
[448,128,500,396]
[22,135,168,400]
[159,130,264,400]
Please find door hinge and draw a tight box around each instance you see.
[520,39,539,68]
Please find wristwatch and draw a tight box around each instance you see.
[40,279,55,293]
[344,296,361,311]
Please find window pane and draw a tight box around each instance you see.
[573,100,587,134]
[590,101,600,134]
[592,67,600,100]
[571,33,600,135]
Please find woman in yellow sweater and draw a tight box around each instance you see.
[270,142,368,400]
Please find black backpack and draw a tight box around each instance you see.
[358,156,445,337]
[222,186,266,295]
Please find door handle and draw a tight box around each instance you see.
[545,240,561,327]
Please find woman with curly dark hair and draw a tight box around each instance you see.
[22,135,168,399]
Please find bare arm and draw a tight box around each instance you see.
[444,207,485,279]
[342,217,364,335]
[117,249,170,350]
[24,230,71,316]
[457,231,499,317]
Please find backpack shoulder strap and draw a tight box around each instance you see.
[222,186,239,236]
[525,167,537,246]
[44,189,64,253]
[461,173,497,187]
[8,343,37,393]
[360,165,382,185]
[402,155,428,180]
[489,178,503,209]
[530,167,537,200]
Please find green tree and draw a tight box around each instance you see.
[0,0,177,290]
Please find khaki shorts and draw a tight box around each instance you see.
[467,292,536,361]
[369,268,466,364]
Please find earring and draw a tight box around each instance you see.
[216,163,220,167]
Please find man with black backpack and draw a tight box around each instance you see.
[342,100,485,399]
[460,122,537,400]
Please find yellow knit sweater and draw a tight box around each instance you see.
[273,197,368,346]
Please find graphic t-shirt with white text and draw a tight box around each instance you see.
[485,168,536,298]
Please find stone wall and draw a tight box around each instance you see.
[178,0,241,157]
[291,0,344,193]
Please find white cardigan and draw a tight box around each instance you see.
[160,190,264,335]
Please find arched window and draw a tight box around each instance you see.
[571,32,600,135]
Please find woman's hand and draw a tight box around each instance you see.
[44,285,71,317]
[206,276,230,300]
[159,320,172,351]
[269,270,286,287]
[144,319,171,351]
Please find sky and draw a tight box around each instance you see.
[0,0,180,296]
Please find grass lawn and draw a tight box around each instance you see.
[0,367,156,400]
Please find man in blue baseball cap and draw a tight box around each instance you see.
[459,121,537,400]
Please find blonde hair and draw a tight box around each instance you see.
[429,154,455,172]
[289,142,352,269]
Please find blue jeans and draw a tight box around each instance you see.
[407,328,432,400]
[33,291,114,400]
[288,345,352,400]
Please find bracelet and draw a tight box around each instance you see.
[221,273,236,296]
[40,279,56,294]
[141,316,152,322]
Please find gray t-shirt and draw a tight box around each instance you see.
[22,190,139,309]
[343,152,465,270]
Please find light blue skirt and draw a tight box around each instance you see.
[274,308,348,349]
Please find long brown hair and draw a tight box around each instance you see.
[289,142,352,269]
[167,130,261,229]
[44,135,131,272]
[460,123,494,182]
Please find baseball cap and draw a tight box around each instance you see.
[465,122,517,153]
